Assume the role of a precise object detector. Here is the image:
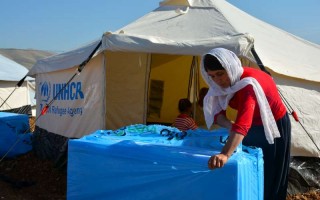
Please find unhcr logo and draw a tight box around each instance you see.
[53,82,84,100]
[39,81,51,103]
[39,81,85,102]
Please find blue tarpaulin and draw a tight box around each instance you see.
[0,112,32,158]
[68,125,263,200]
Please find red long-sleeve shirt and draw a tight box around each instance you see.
[214,67,287,136]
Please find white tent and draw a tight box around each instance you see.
[28,0,320,157]
[0,54,35,114]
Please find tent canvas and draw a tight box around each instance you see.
[28,0,320,157]
[0,54,35,114]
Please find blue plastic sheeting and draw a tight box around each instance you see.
[0,112,32,158]
[68,125,263,200]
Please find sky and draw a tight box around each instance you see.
[0,0,319,53]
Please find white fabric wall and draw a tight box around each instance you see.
[35,54,105,138]
[274,75,320,157]
[105,51,149,130]
[0,81,29,110]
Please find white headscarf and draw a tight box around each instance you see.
[200,48,280,144]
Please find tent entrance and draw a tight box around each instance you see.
[146,54,206,125]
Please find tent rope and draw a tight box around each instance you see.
[0,75,27,109]
[0,87,17,109]
[251,46,320,153]
[0,96,12,109]
[0,39,102,164]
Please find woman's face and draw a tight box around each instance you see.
[206,69,231,88]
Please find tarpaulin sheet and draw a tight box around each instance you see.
[67,125,263,200]
[0,112,32,158]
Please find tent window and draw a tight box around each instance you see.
[148,80,164,118]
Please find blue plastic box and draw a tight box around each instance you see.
[67,125,263,200]
[0,112,32,158]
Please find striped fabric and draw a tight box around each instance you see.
[173,114,198,131]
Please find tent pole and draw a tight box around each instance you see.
[250,47,270,75]
[188,56,198,120]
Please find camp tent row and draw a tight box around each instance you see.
[0,54,35,115]
[28,0,320,157]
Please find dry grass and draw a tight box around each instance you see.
[29,116,36,132]
[287,190,320,200]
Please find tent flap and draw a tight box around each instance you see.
[102,33,254,56]
[27,40,102,77]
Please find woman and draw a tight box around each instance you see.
[201,48,291,200]
[172,98,198,131]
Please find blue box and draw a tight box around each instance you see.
[67,125,263,200]
[0,112,32,158]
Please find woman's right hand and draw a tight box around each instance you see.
[207,153,229,169]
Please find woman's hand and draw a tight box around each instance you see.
[207,131,244,170]
[207,153,229,169]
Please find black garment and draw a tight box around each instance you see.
[242,112,291,200]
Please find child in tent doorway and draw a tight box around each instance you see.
[172,98,198,132]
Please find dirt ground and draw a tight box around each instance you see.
[0,118,319,199]
[0,151,319,200]
[0,152,66,200]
